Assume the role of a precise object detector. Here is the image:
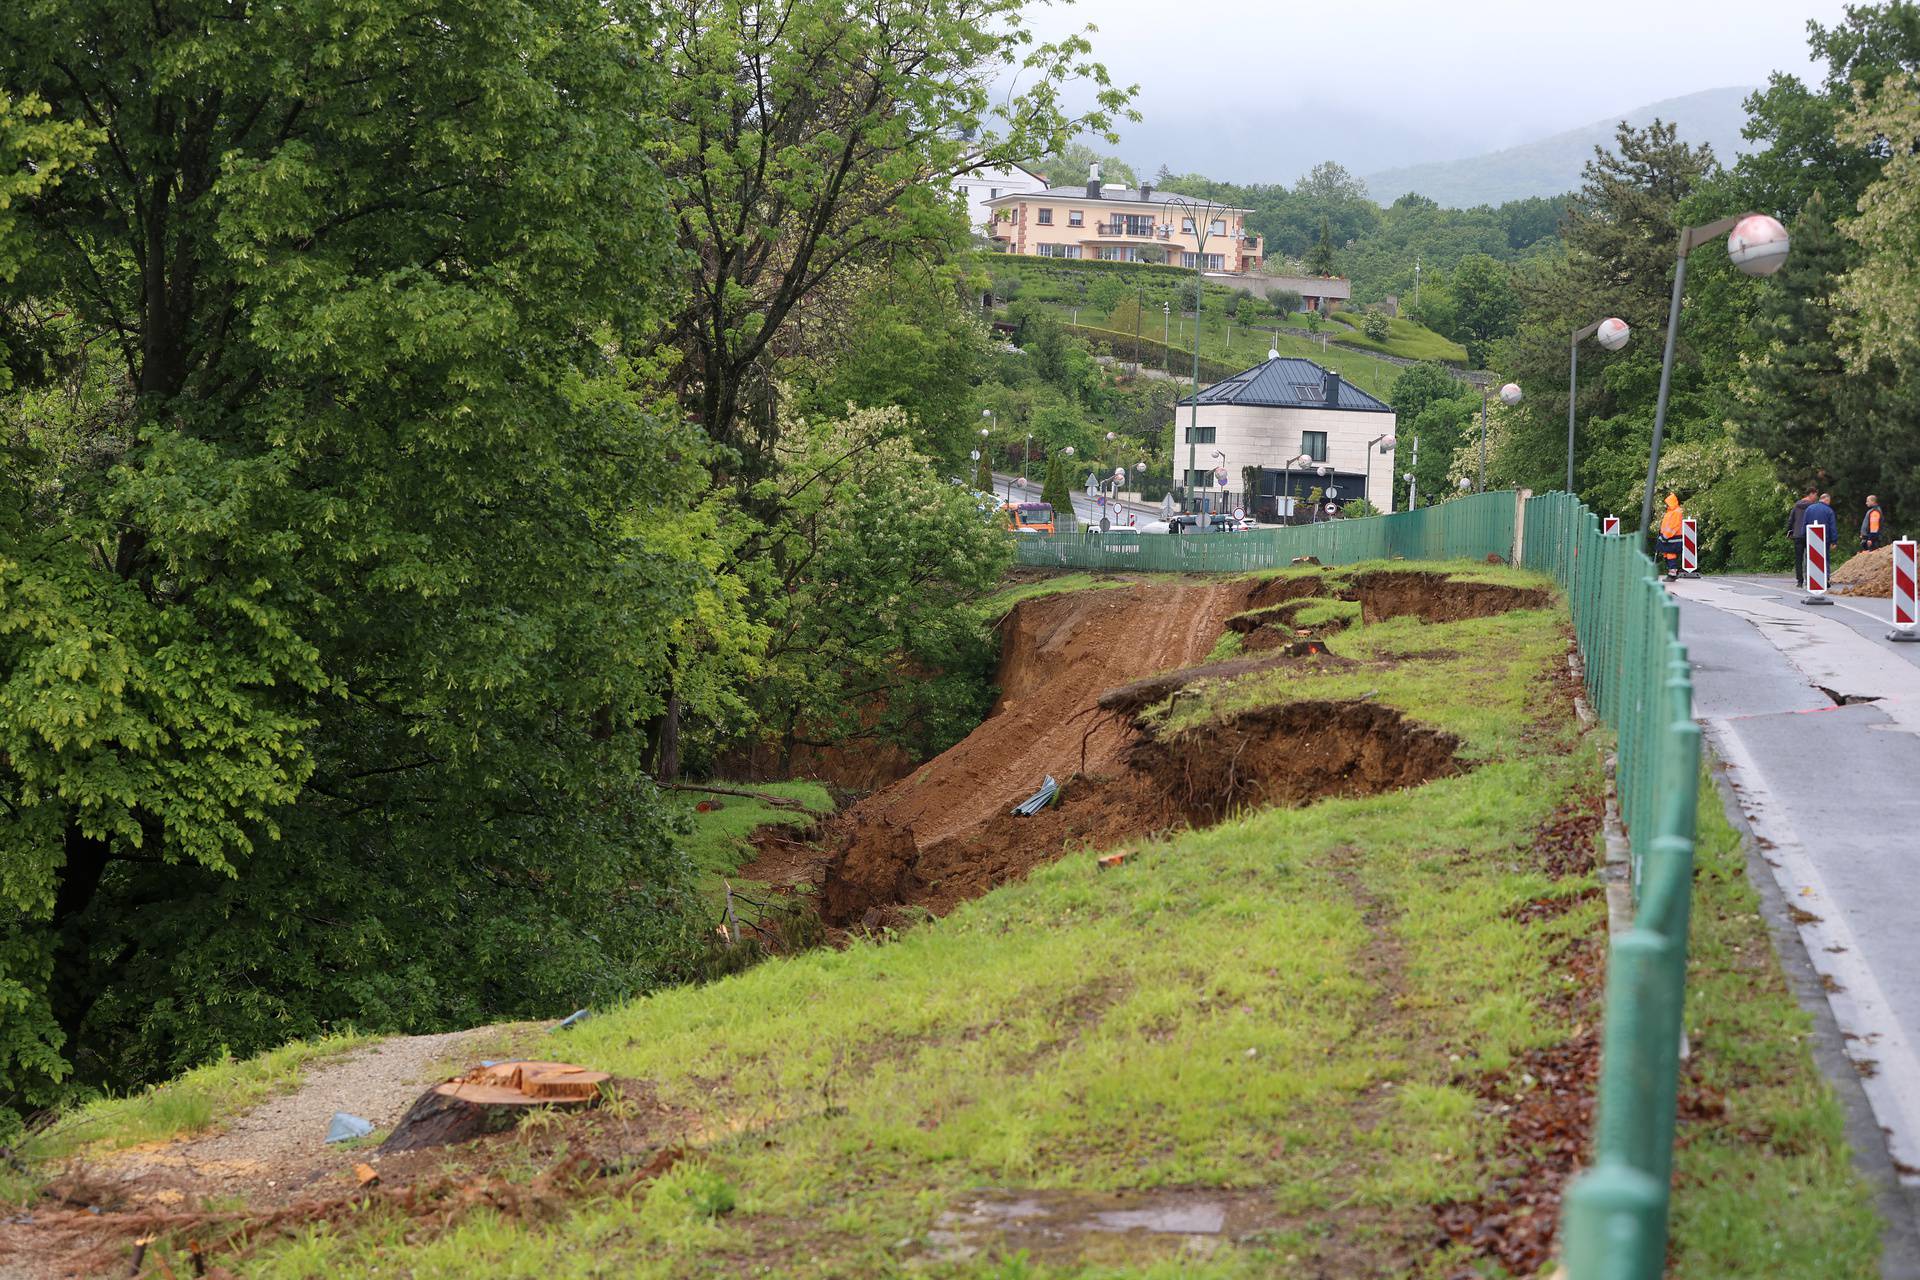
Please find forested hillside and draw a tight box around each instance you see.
[0,0,1125,1131]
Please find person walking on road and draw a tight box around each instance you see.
[1657,492,1686,581]
[1802,491,1839,582]
[1861,494,1886,551]
[1788,489,1816,585]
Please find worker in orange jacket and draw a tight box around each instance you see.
[1861,495,1886,551]
[1657,493,1685,581]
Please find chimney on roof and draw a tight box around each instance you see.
[1323,368,1341,404]
[1140,182,1153,201]
[1087,162,1101,201]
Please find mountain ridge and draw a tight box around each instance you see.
[1362,86,1756,208]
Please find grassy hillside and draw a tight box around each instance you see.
[13,564,1870,1277]
[1065,318,1413,402]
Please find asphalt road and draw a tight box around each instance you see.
[991,471,1168,528]
[1670,574,1920,1195]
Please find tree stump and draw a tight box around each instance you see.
[380,1061,610,1154]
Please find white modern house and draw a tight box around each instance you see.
[956,162,1048,236]
[1171,356,1398,518]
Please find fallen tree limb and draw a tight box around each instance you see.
[665,782,811,811]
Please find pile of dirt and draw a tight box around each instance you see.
[1353,571,1549,625]
[1834,544,1894,597]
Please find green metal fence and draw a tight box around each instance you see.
[1523,491,1700,1280]
[1011,491,1518,572]
[1015,488,1699,1279]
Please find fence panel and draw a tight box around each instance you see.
[1018,489,1697,1279]
[1011,492,1517,573]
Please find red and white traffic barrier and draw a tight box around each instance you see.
[1803,522,1834,605]
[1890,538,1919,642]
[1602,515,1620,536]
[1680,517,1699,577]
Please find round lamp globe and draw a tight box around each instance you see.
[1597,317,1630,351]
[1727,214,1790,277]
[1499,382,1523,407]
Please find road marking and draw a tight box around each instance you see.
[1705,716,1920,1184]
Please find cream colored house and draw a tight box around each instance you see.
[983,167,1265,275]
[1171,356,1398,517]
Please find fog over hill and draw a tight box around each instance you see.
[1360,87,1756,208]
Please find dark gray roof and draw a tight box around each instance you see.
[1177,357,1393,413]
[985,184,1251,212]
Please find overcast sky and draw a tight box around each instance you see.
[1019,0,1855,182]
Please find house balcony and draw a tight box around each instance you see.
[1093,222,1173,240]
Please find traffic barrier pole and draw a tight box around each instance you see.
[1803,522,1833,605]
[1890,538,1919,642]
[1602,515,1620,536]
[1680,518,1699,578]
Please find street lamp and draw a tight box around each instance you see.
[1638,213,1789,534]
[1566,318,1629,493]
[1477,381,1522,493]
[1368,434,1392,512]
[1168,194,1230,515]
[1281,451,1314,524]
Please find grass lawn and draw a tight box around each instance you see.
[1665,763,1881,1276]
[39,569,1880,1277]
[209,568,1604,1276]
[1324,312,1469,364]
[1068,314,1411,401]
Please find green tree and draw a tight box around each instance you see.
[1041,451,1075,528]
[1449,255,1518,367]
[1491,121,1721,510]
[1,0,708,1122]
[1045,141,1138,187]
[976,448,994,491]
[659,0,1129,488]
[751,408,1012,768]
[1307,217,1338,275]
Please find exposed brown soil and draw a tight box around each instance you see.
[1834,543,1894,597]
[1354,571,1550,625]
[1433,783,1607,1275]
[806,570,1561,928]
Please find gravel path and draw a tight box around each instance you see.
[107,1026,507,1201]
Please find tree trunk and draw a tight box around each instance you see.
[657,690,683,783]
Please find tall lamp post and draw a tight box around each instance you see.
[1477,382,1522,492]
[1167,195,1228,514]
[1281,451,1313,524]
[1637,213,1790,534]
[1567,318,1630,493]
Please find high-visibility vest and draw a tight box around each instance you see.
[1868,508,1883,534]
[1660,507,1684,539]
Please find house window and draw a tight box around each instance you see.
[1036,243,1082,259]
[1302,431,1328,463]
[1210,219,1226,235]
[1181,217,1195,233]
[1186,469,1218,491]
[1037,208,1053,225]
[1068,210,1083,226]
[989,188,1000,199]
[1184,425,1216,444]
[1097,246,1137,262]
[1180,253,1225,270]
